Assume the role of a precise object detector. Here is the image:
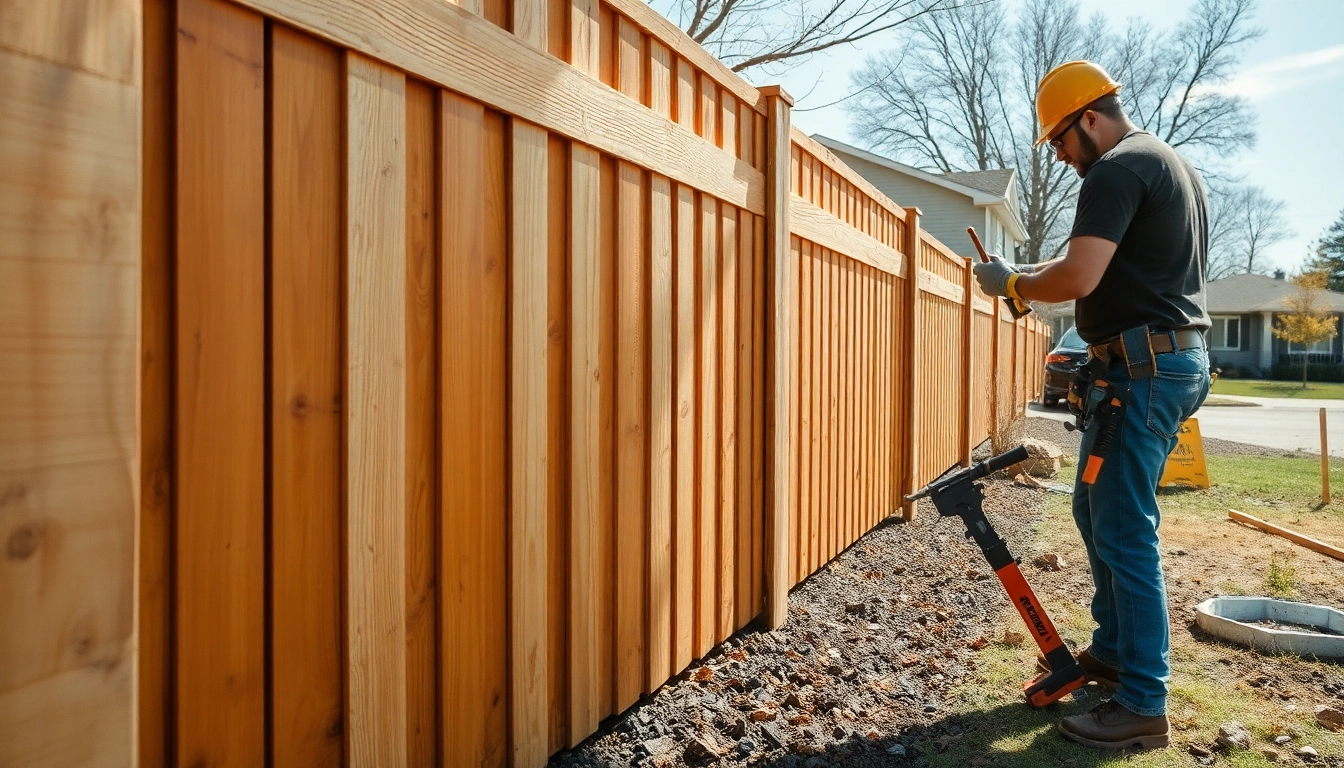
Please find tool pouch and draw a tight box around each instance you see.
[1067,358,1105,419]
[1118,325,1157,379]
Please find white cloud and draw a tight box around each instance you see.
[1204,44,1344,100]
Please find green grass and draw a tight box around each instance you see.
[1211,378,1344,399]
[927,455,1344,767]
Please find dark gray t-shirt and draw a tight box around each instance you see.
[1070,131,1210,343]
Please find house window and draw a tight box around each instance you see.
[1209,316,1240,351]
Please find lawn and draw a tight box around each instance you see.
[1212,378,1344,399]
[924,454,1344,768]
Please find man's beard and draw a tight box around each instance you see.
[1074,128,1101,177]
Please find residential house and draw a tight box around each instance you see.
[812,136,1027,264]
[1206,271,1344,375]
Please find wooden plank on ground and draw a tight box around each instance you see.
[440,94,509,767]
[696,193,719,658]
[648,170,673,690]
[174,2,266,764]
[719,207,738,640]
[270,26,344,768]
[404,77,439,767]
[615,160,647,710]
[0,7,138,762]
[673,184,696,672]
[346,52,408,768]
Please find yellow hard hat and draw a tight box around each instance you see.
[1033,61,1121,146]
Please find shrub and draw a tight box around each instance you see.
[1269,362,1344,382]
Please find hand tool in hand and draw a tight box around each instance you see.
[967,227,1031,319]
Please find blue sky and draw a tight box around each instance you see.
[749,0,1344,271]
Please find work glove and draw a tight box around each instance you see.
[973,254,1020,299]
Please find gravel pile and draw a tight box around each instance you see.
[549,482,1046,768]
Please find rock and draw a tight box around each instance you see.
[1315,704,1344,731]
[1275,735,1292,744]
[801,727,817,740]
[1033,553,1067,571]
[886,743,907,756]
[751,707,776,722]
[923,703,939,713]
[759,721,786,749]
[641,736,675,757]
[1019,438,1066,477]
[1261,747,1280,762]
[1296,746,1318,759]
[1188,744,1211,757]
[693,666,714,682]
[1217,722,1252,751]
[736,738,756,756]
[833,726,847,739]
[684,733,722,762]
[725,717,747,739]
[1003,630,1025,646]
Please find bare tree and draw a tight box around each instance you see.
[846,0,1262,264]
[662,0,966,74]
[1206,183,1293,278]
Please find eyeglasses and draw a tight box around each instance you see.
[1048,113,1083,151]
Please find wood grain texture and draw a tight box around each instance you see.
[901,208,922,520]
[672,184,696,672]
[546,132,569,755]
[404,77,439,768]
[790,196,905,279]
[571,0,599,77]
[270,26,345,768]
[718,207,738,640]
[648,172,673,689]
[345,53,408,768]
[597,155,618,718]
[961,259,974,465]
[0,0,137,83]
[568,142,601,744]
[614,160,647,710]
[796,243,813,583]
[695,193,719,658]
[232,0,765,213]
[174,2,266,764]
[752,203,767,616]
[510,118,550,768]
[138,1,172,763]
[763,90,794,627]
[0,5,138,761]
[736,211,755,620]
[440,95,509,767]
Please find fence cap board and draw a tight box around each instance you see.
[791,129,908,222]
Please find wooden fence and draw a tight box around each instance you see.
[0,0,1048,765]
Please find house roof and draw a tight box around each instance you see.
[810,135,1028,242]
[943,169,1016,197]
[1207,273,1344,313]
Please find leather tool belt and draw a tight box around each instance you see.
[1086,327,1204,379]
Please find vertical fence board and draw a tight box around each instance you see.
[648,171,674,689]
[440,95,509,768]
[568,141,601,743]
[796,244,812,583]
[614,160,647,710]
[546,133,570,754]
[762,91,792,626]
[719,208,739,639]
[405,78,440,768]
[174,2,266,763]
[695,193,719,657]
[597,155,617,718]
[139,1,172,763]
[736,212,754,620]
[672,184,696,672]
[271,26,345,768]
[346,54,408,768]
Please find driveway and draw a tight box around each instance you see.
[1027,394,1344,457]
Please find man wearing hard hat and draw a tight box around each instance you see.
[974,61,1212,750]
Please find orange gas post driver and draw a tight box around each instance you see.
[907,446,1087,707]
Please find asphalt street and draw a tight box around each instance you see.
[1027,394,1344,457]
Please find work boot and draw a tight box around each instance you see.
[1058,699,1170,750]
[1037,646,1119,689]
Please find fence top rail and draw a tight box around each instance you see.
[791,129,908,222]
[919,230,967,268]
[604,0,766,116]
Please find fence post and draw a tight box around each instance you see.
[759,85,795,630]
[961,259,975,466]
[901,207,923,521]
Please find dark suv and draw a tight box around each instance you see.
[1042,326,1088,408]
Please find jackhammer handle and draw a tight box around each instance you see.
[966,227,1031,319]
[984,445,1030,474]
[906,445,1030,501]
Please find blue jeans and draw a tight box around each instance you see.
[1071,346,1210,716]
